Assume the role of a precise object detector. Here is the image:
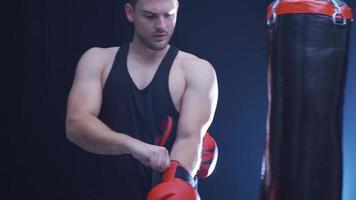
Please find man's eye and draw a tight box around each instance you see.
[144,15,155,19]
[164,13,173,18]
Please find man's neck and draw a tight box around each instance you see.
[129,38,169,62]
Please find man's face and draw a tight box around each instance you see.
[126,0,178,50]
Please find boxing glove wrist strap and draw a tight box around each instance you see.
[163,160,198,188]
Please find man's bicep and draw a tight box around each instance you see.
[67,78,102,117]
[177,90,211,138]
[67,49,104,118]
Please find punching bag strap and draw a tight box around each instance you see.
[267,0,353,26]
[267,0,281,25]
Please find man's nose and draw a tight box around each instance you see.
[155,16,166,30]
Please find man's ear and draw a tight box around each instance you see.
[125,3,135,22]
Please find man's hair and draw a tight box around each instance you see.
[127,0,138,6]
[128,0,178,6]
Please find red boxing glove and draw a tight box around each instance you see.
[196,132,218,179]
[155,116,173,146]
[155,116,218,178]
[147,161,200,200]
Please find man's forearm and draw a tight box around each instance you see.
[66,113,137,155]
[170,137,202,176]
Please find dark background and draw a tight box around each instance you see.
[6,0,356,199]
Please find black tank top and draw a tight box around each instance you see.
[84,43,180,200]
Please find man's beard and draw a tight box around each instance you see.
[136,31,171,51]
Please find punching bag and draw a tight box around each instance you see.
[260,1,353,200]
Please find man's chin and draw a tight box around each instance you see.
[150,43,168,51]
[146,40,169,51]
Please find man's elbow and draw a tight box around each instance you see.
[65,117,79,143]
[176,130,203,146]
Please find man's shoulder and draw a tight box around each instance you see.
[176,50,215,78]
[82,46,119,59]
[175,50,217,91]
[78,46,119,67]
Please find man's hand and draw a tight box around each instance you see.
[129,140,170,172]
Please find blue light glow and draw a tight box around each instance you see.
[342,22,356,200]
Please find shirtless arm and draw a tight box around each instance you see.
[170,59,218,176]
[66,47,170,171]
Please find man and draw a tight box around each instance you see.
[65,0,218,199]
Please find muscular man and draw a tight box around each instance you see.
[65,0,218,199]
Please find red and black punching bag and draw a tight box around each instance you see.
[260,0,353,200]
